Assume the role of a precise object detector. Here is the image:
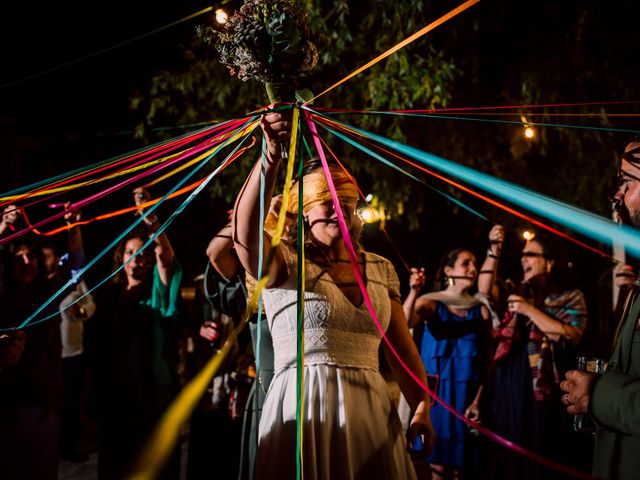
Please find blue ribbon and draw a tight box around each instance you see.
[8,117,258,331]
[306,107,640,257]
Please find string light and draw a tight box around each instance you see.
[215,8,228,24]
[522,230,536,241]
[358,207,377,223]
[520,114,536,139]
[524,126,536,139]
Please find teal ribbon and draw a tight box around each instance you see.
[0,121,231,199]
[9,117,258,331]
[256,137,266,415]
[320,109,640,135]
[306,108,640,258]
[319,122,490,222]
[296,148,305,480]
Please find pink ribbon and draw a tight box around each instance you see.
[302,108,593,480]
[0,119,247,245]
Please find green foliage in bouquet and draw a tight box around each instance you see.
[197,0,318,84]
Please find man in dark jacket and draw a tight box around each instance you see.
[561,138,640,480]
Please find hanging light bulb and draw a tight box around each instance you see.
[520,114,536,140]
[215,8,228,24]
[358,207,376,224]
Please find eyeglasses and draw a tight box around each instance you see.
[610,170,639,210]
[521,251,545,258]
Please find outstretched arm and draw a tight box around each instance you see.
[231,109,291,287]
[0,205,21,239]
[507,293,585,345]
[133,188,175,286]
[64,203,85,272]
[403,267,425,328]
[477,224,504,299]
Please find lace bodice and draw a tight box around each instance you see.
[262,245,401,372]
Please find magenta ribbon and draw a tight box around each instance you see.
[0,118,247,245]
[302,109,593,480]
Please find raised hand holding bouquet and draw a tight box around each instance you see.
[198,0,318,103]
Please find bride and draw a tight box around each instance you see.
[231,108,434,479]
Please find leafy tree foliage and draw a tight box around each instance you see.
[130,0,456,225]
[131,0,640,239]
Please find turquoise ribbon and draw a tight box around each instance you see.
[319,123,490,222]
[306,108,640,258]
[320,109,640,135]
[0,121,231,199]
[9,117,258,331]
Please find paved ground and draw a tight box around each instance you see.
[59,454,98,480]
[58,440,188,480]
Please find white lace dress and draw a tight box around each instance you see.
[256,245,416,480]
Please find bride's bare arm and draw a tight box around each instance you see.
[383,299,435,453]
[231,109,291,287]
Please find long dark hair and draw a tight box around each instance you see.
[4,236,46,288]
[434,248,469,291]
[112,229,155,285]
[523,234,578,299]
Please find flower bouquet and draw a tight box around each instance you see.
[198,0,318,103]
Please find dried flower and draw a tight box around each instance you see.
[198,0,317,85]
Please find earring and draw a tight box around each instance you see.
[446,276,455,287]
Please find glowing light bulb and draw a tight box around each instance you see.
[215,9,228,24]
[365,193,374,202]
[522,230,535,241]
[524,126,535,139]
[358,208,375,223]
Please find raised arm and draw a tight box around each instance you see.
[231,109,291,287]
[133,188,175,286]
[477,224,504,299]
[0,205,21,239]
[403,267,425,328]
[63,203,85,272]
[206,224,240,280]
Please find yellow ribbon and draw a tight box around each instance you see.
[128,113,299,480]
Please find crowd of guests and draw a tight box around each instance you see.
[0,113,638,480]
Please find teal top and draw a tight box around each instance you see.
[146,260,183,387]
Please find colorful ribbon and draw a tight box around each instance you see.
[0,120,256,246]
[306,0,480,104]
[312,111,620,261]
[130,106,301,480]
[302,109,593,479]
[6,118,258,331]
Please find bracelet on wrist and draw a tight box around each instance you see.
[487,248,500,259]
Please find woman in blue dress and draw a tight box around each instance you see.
[403,241,497,479]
